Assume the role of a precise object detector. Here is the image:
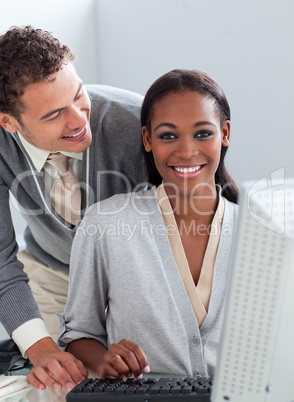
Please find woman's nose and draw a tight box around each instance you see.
[174,139,198,159]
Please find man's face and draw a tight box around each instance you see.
[15,62,92,152]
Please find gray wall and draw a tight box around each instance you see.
[1,0,98,83]
[95,0,294,185]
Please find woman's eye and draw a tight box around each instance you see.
[195,131,212,139]
[158,132,177,140]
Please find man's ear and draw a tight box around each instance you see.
[221,120,231,147]
[142,126,152,152]
[0,113,20,133]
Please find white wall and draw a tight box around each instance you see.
[95,0,294,185]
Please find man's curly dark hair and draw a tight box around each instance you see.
[0,25,75,121]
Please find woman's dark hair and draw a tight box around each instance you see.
[140,69,239,204]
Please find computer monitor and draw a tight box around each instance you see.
[211,174,294,402]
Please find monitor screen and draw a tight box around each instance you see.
[211,175,294,402]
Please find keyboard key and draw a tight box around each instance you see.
[149,387,160,394]
[136,385,149,394]
[182,386,192,394]
[114,386,126,394]
[170,386,181,394]
[71,378,90,393]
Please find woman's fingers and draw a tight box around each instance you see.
[100,339,150,379]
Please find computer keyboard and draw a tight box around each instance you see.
[66,376,212,401]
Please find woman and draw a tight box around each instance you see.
[58,69,239,380]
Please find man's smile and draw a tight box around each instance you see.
[62,126,87,141]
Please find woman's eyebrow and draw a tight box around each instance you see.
[154,121,216,132]
[154,122,177,132]
[194,121,217,128]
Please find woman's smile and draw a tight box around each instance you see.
[169,164,205,178]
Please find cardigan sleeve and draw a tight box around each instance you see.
[58,211,109,350]
[0,176,42,336]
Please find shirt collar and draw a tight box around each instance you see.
[17,131,83,172]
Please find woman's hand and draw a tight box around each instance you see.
[96,339,150,379]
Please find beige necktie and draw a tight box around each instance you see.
[47,153,81,225]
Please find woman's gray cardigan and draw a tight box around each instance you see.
[58,187,238,377]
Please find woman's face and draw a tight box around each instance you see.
[142,90,230,198]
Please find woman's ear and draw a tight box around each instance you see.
[142,126,152,152]
[221,120,231,147]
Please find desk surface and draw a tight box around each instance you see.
[2,385,69,402]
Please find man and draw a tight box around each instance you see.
[0,26,147,390]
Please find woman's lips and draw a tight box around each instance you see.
[169,164,205,178]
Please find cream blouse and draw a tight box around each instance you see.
[156,183,225,327]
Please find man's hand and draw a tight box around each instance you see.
[96,339,150,379]
[25,337,88,390]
